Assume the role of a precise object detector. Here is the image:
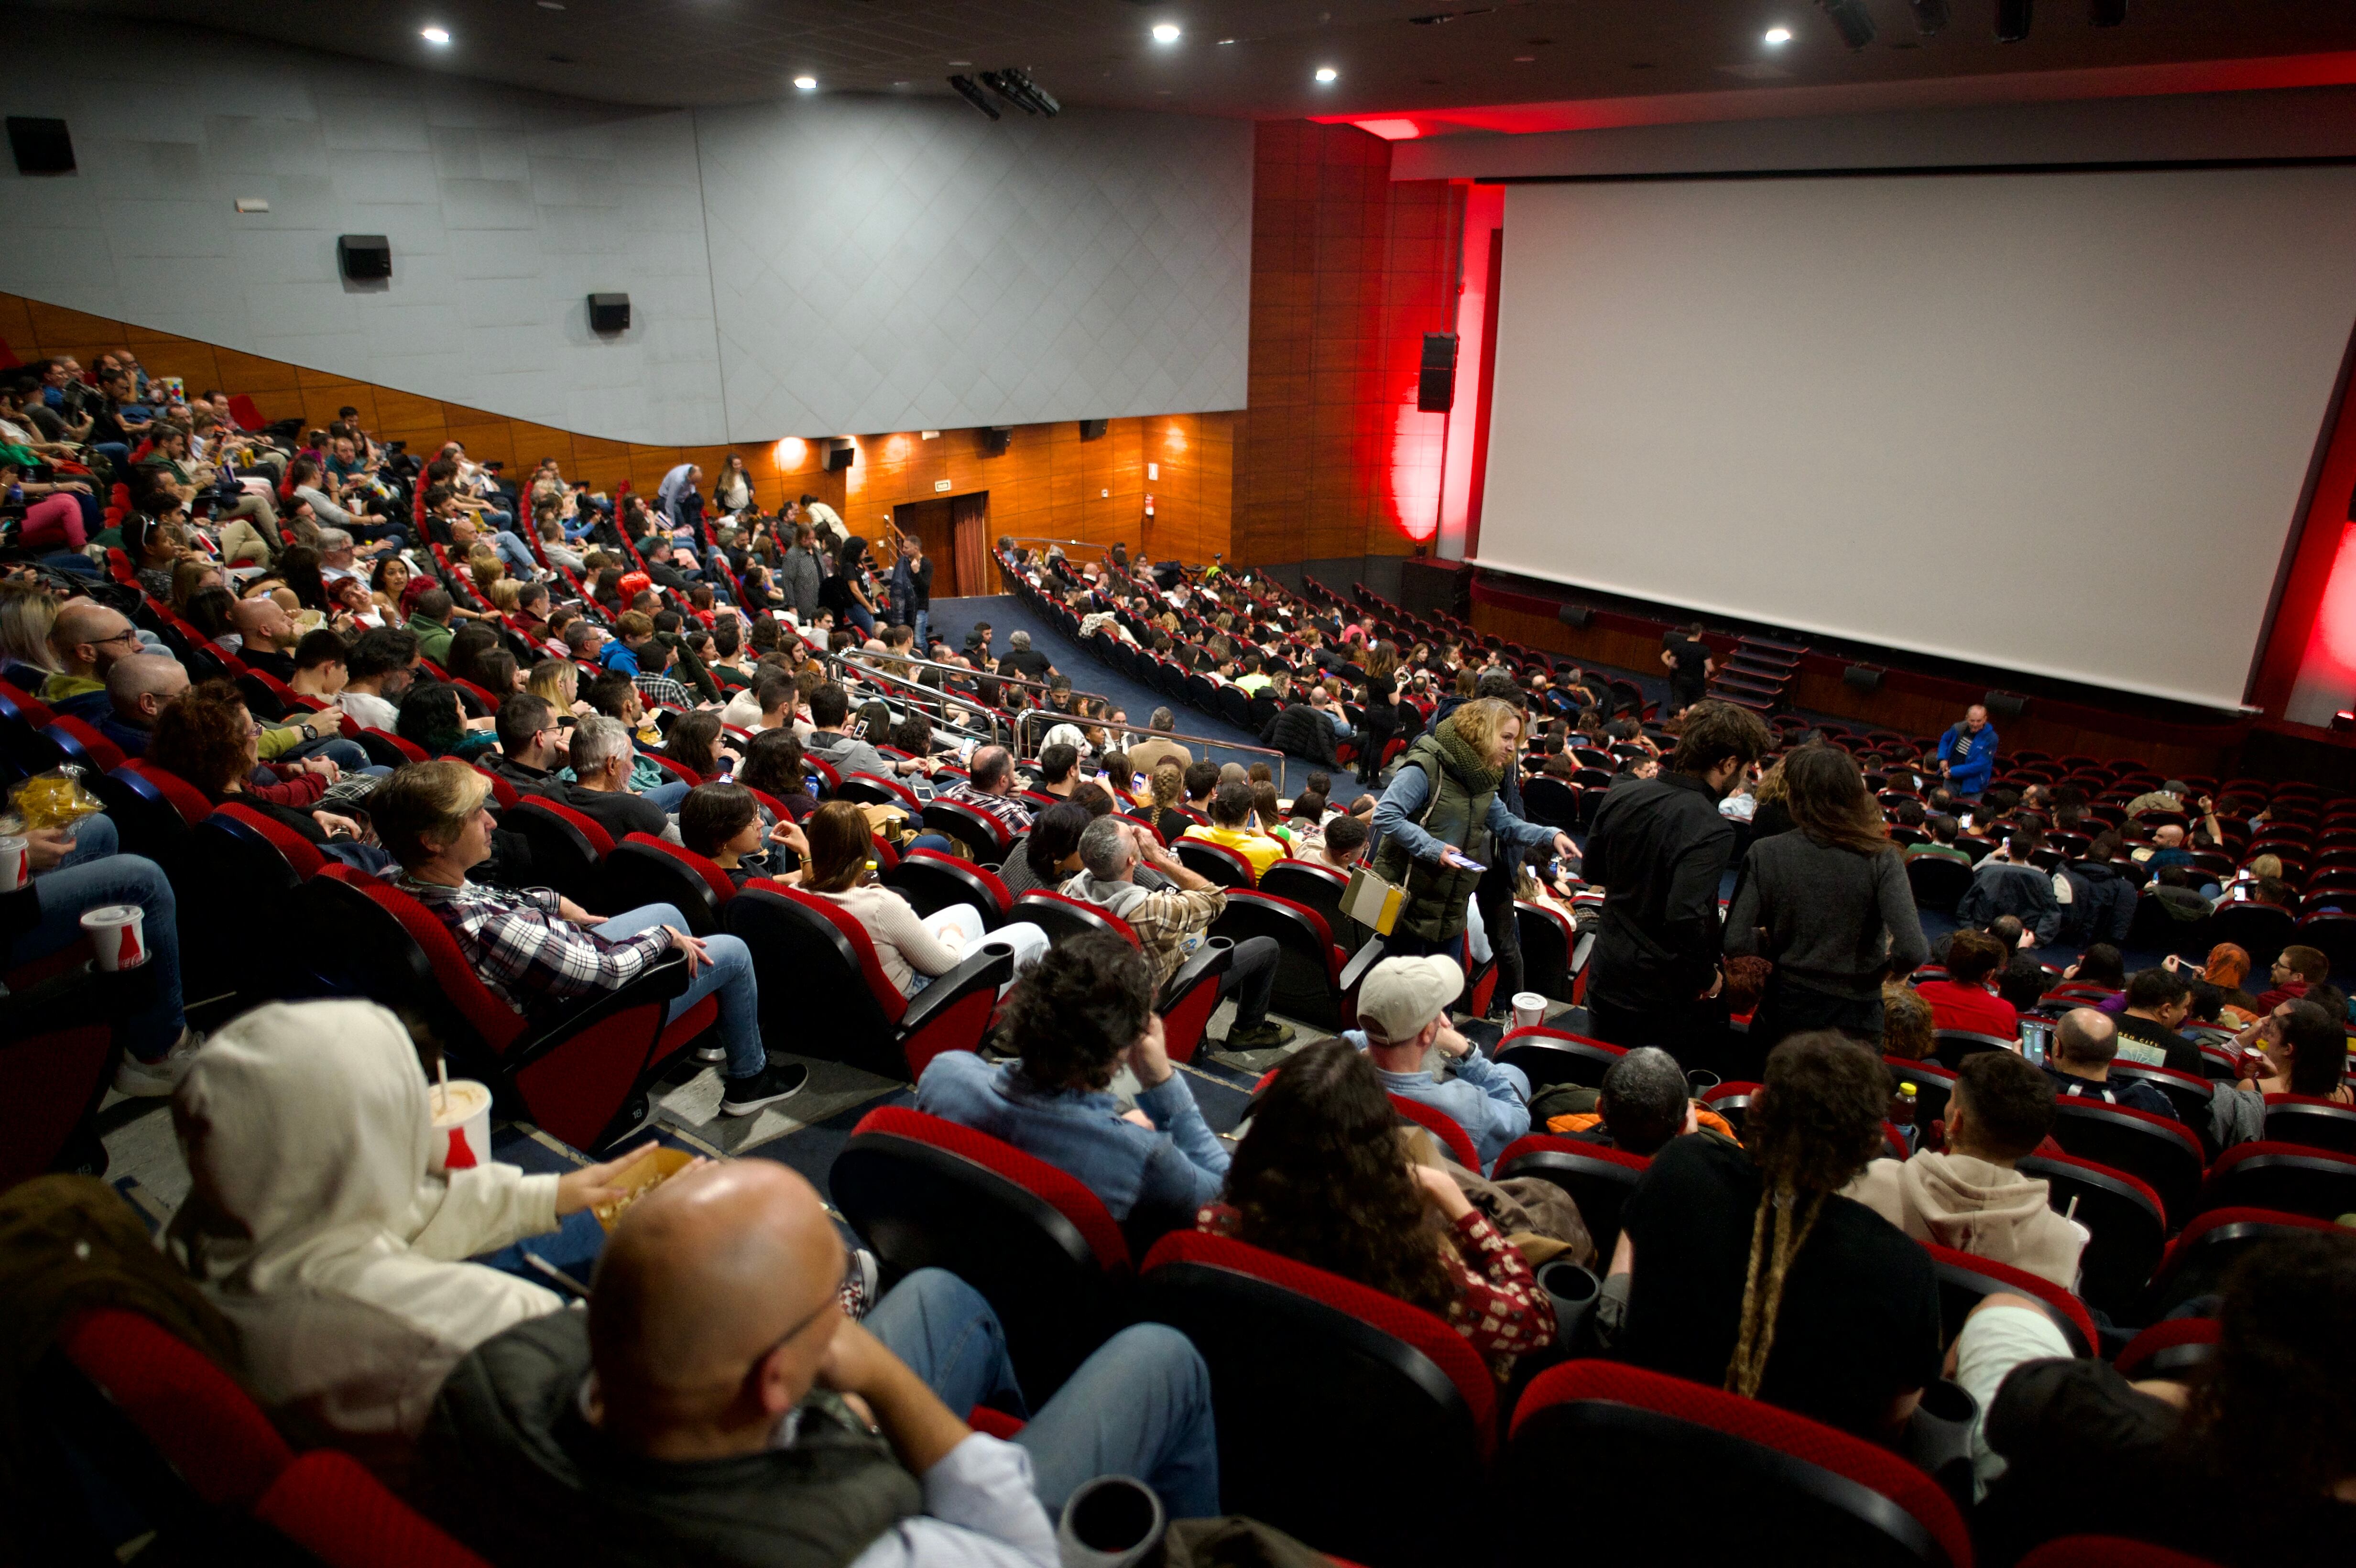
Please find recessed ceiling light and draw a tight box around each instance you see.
[421,26,450,44]
[1217,38,1236,45]
[1513,54,1536,62]
[793,75,817,90]
[1764,26,1793,44]
[1314,65,1338,83]
[949,58,971,66]
[535,1,563,9]
[1151,22,1180,44]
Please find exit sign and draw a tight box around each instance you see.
[934,479,952,492]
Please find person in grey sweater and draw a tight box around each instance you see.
[778,523,824,623]
[1725,745,1927,1050]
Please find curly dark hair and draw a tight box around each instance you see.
[1025,801,1092,884]
[396,681,470,758]
[148,678,253,796]
[737,728,806,799]
[1222,1038,1457,1317]
[663,710,723,781]
[2176,1231,2356,1501]
[994,934,1154,1093]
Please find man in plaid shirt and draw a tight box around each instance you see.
[371,760,805,1118]
[934,745,1033,836]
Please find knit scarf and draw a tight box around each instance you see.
[1431,720,1503,797]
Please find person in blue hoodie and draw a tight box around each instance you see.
[1934,705,1999,798]
[1343,954,1530,1172]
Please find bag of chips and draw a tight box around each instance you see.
[8,767,105,830]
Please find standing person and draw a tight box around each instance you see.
[1365,697,1575,961]
[1724,745,1927,1053]
[895,532,934,655]
[654,461,705,553]
[777,523,823,624]
[826,535,878,639]
[1581,700,1772,1067]
[1933,704,2000,800]
[1353,641,1406,790]
[1659,622,1713,718]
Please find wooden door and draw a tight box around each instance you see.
[951,491,991,598]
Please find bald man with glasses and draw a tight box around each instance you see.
[419,1159,1217,1568]
[44,599,145,720]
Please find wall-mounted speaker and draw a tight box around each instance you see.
[587,293,631,333]
[824,437,855,472]
[1843,664,1883,693]
[1078,418,1108,441]
[1557,604,1592,630]
[1418,332,1459,414]
[7,117,74,175]
[1983,690,2027,720]
[338,234,392,281]
[981,425,1013,456]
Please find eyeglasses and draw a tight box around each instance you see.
[94,626,140,647]
[751,1290,839,1372]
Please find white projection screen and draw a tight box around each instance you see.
[1477,166,2356,710]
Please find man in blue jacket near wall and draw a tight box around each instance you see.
[1935,704,1999,799]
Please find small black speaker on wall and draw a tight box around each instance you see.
[1417,333,1459,414]
[824,437,856,472]
[338,234,392,281]
[7,117,75,175]
[1983,690,2027,720]
[1843,664,1884,693]
[1557,604,1592,631]
[1078,419,1108,441]
[588,293,630,333]
[981,425,1013,456]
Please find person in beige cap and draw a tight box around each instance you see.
[1342,955,1530,1171]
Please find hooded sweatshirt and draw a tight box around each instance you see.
[1843,1153,2086,1290]
[165,999,566,1479]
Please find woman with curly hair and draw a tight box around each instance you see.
[395,681,499,762]
[1614,1030,1940,1438]
[370,554,413,621]
[1206,1037,1554,1382]
[736,728,814,820]
[149,679,369,848]
[661,709,727,784]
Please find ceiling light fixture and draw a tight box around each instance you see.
[947,76,1000,120]
[1907,0,1950,32]
[1314,65,1339,83]
[793,75,817,89]
[1995,0,2033,41]
[421,26,450,44]
[1817,0,1876,49]
[1151,23,1180,44]
[1763,26,1792,44]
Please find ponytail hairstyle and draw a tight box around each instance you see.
[1723,1032,1889,1399]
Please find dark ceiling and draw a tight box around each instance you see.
[42,0,2356,119]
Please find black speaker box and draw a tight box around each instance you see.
[338,234,392,281]
[1417,367,1453,414]
[1399,556,1469,618]
[1420,332,1459,370]
[588,293,631,333]
[982,426,1013,456]
[7,117,74,175]
[1557,604,1593,631]
[1843,664,1883,693]
[1983,690,2027,720]
[825,438,855,472]
[1079,419,1108,441]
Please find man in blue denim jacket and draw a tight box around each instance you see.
[916,935,1228,1224]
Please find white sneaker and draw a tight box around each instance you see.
[112,1030,206,1098]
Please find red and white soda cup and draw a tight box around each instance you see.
[0,835,27,893]
[79,904,149,970]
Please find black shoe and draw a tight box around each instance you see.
[1224,1020,1297,1050]
[720,1060,809,1116]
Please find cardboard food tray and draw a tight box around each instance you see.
[591,1146,695,1230]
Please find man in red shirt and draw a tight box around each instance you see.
[2254,943,2328,1013]
[1917,929,2019,1040]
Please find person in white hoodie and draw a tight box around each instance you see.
[164,999,664,1478]
[1844,1048,2087,1290]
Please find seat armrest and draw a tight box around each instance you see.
[901,940,1016,1035]
[508,950,696,1070]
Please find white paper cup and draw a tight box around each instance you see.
[1511,990,1548,1028]
[0,835,27,893]
[428,1078,494,1173]
[79,904,148,970]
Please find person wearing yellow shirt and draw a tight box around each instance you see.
[1181,779,1287,881]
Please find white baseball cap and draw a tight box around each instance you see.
[1356,955,1465,1045]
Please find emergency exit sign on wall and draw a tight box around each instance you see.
[934,479,952,492]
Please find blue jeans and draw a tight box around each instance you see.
[912,609,931,656]
[591,904,763,1078]
[845,603,876,638]
[489,530,537,575]
[21,816,184,1058]
[642,780,690,813]
[280,734,369,772]
[867,1269,1219,1519]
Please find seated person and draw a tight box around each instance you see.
[1541,1045,1739,1153]
[418,1160,1219,1566]
[8,810,194,1096]
[167,999,660,1477]
[677,781,805,889]
[487,693,567,798]
[2256,943,2330,1012]
[736,728,817,821]
[577,674,694,810]
[147,679,375,854]
[1955,828,2062,947]
[1905,813,1972,864]
[1612,1032,1941,1439]
[1971,1230,2356,1568]
[805,680,928,781]
[1881,981,1936,1061]
[935,743,1035,835]
[2043,1007,2179,1120]
[2223,996,2353,1130]
[1986,917,2051,1014]
[995,800,1089,900]
[396,680,500,762]
[801,801,1048,994]
[95,649,187,757]
[1845,1049,2086,1289]
[1311,809,1368,871]
[1342,954,1529,1171]
[1035,740,1081,799]
[338,626,418,732]
[1206,1038,1555,1383]
[558,713,671,840]
[1917,928,2020,1039]
[2114,965,2205,1075]
[2052,941,2126,1003]
[370,759,805,1117]
[916,935,1226,1225]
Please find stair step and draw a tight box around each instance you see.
[1712,672,1785,698]
[1727,655,1794,682]
[1738,635,1809,657]
[1713,690,1776,714]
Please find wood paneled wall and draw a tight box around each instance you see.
[1233,121,1462,568]
[0,291,1235,571]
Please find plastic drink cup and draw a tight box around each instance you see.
[428,1079,494,1173]
[78,904,148,970]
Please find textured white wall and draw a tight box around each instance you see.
[695,96,1251,440]
[0,13,1253,446]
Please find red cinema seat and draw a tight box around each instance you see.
[1174,836,1256,889]
[2014,1150,2167,1319]
[2146,1205,2346,1316]
[252,1449,491,1567]
[2048,1098,2206,1230]
[605,832,734,936]
[1012,889,1138,947]
[2193,1140,2356,1222]
[1922,1241,2096,1358]
[1493,1134,1649,1259]
[1209,889,1355,1031]
[2260,1093,2356,1155]
[500,795,613,911]
[2018,1538,2223,1568]
[1495,1026,1627,1090]
[882,847,1014,927]
[2110,1318,2219,1383]
[56,1307,293,1510]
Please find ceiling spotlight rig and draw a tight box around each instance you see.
[949,67,1060,120]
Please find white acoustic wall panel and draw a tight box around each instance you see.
[1478,167,2356,710]
[695,97,1251,441]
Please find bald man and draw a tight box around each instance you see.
[44,598,143,719]
[2040,1006,2179,1121]
[419,1161,1215,1568]
[97,651,189,757]
[229,595,301,680]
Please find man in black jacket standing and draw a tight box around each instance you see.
[1581,700,1770,1068]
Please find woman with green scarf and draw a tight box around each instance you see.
[1366,696,1574,958]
